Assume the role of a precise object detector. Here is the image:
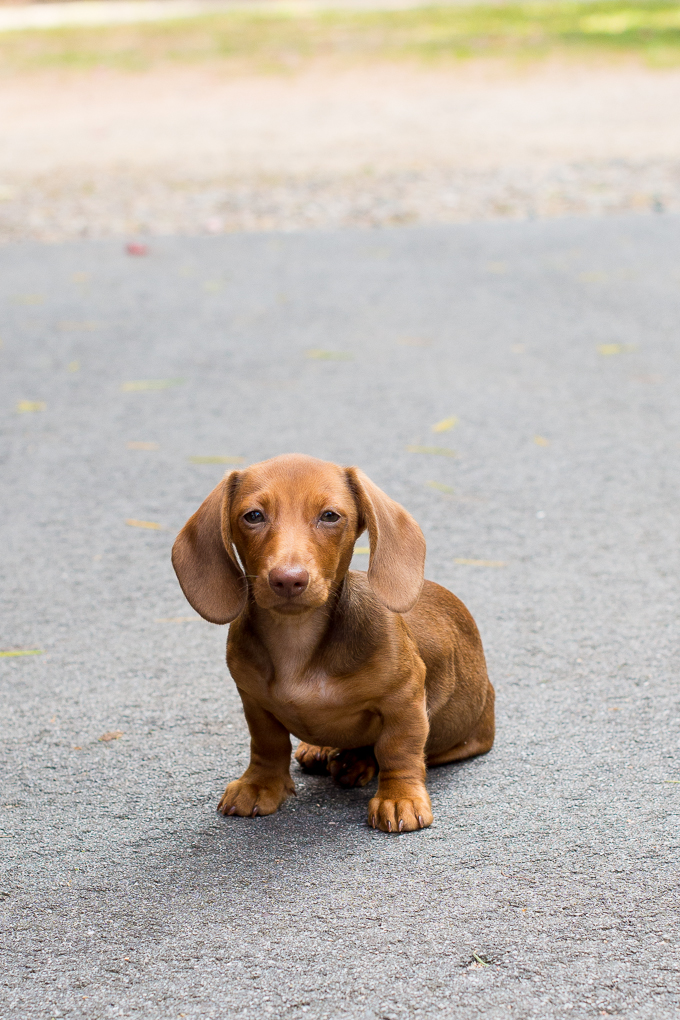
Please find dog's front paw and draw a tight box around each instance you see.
[217,775,294,818]
[328,747,377,788]
[367,786,433,833]
[294,743,338,774]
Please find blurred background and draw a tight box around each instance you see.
[1,0,680,241]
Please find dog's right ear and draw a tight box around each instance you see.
[171,472,247,624]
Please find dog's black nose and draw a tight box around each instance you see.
[268,566,310,598]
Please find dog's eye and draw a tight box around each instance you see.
[243,510,265,524]
[320,510,340,523]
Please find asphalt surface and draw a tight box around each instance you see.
[1,214,679,1020]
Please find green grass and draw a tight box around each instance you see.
[2,1,680,73]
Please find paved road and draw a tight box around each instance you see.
[1,215,679,1020]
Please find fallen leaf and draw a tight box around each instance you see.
[511,343,526,354]
[99,731,123,742]
[72,746,82,750]
[126,243,148,256]
[426,481,455,494]
[432,416,458,433]
[664,779,680,784]
[155,616,200,623]
[58,320,100,331]
[17,400,45,413]
[598,343,636,356]
[0,649,43,657]
[353,546,370,555]
[306,350,353,361]
[72,272,90,283]
[486,262,507,274]
[398,336,431,347]
[125,519,163,530]
[455,558,506,568]
[534,435,550,446]
[579,271,607,283]
[188,455,244,464]
[121,379,183,392]
[202,280,223,292]
[127,441,159,451]
[13,293,43,305]
[68,361,80,373]
[406,445,456,457]
[471,952,490,967]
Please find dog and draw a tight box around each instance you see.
[172,453,494,833]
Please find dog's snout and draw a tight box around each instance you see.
[268,565,310,598]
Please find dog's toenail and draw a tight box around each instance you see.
[387,820,392,832]
[315,752,321,760]
[398,819,404,832]
[252,806,259,817]
[227,806,236,815]
[418,815,424,828]
[371,815,376,829]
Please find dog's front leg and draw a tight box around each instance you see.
[368,691,433,834]
[217,691,295,818]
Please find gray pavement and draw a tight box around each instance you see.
[1,214,679,1020]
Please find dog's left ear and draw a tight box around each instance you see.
[346,467,426,613]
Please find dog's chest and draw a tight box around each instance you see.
[269,669,378,747]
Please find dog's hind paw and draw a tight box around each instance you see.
[328,747,378,788]
[294,743,337,774]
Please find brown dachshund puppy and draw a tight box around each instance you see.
[172,453,494,834]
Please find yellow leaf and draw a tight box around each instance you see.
[354,546,370,555]
[306,350,353,361]
[203,280,223,292]
[406,445,456,457]
[68,361,80,373]
[0,649,43,657]
[127,441,159,451]
[13,293,43,305]
[455,558,506,568]
[121,379,183,392]
[58,321,100,331]
[99,731,123,742]
[598,343,635,356]
[188,455,245,465]
[579,271,607,283]
[398,337,432,348]
[125,519,162,530]
[432,416,458,434]
[72,272,90,283]
[534,435,550,447]
[426,481,455,494]
[17,400,45,413]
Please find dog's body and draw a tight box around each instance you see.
[172,454,494,833]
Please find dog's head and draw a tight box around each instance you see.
[172,453,426,623]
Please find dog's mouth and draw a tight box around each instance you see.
[251,572,332,613]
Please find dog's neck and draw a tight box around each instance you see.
[250,602,332,680]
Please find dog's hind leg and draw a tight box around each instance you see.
[294,743,338,775]
[328,747,378,787]
[426,684,495,767]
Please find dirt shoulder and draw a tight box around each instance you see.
[2,60,680,240]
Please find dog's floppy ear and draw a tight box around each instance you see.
[346,467,425,614]
[171,472,247,624]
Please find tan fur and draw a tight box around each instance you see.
[172,453,494,834]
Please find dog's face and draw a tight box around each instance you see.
[230,457,359,615]
[172,453,426,624]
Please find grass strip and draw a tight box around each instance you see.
[2,2,680,73]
